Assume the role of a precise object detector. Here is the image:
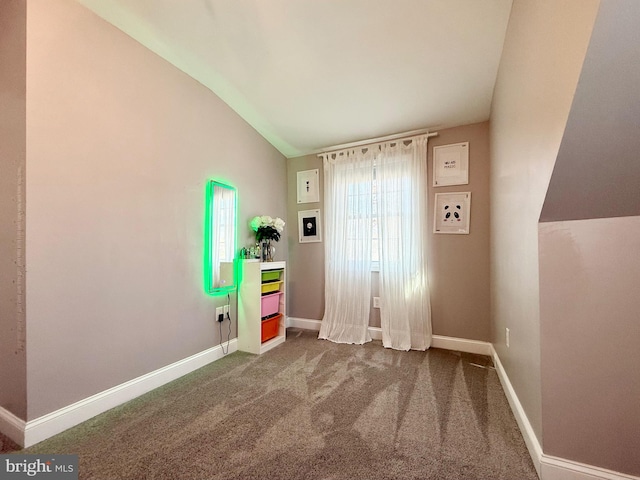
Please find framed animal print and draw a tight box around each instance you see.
[433,192,471,234]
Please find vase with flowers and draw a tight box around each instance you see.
[250,215,285,262]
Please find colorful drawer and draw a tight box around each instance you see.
[261,269,283,282]
[260,291,282,318]
[261,281,283,294]
[261,313,281,343]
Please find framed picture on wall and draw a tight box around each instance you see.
[433,192,471,234]
[298,209,322,243]
[297,169,320,203]
[433,142,469,186]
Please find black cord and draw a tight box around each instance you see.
[219,293,233,355]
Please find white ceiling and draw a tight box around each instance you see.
[77,0,513,158]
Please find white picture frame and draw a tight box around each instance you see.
[298,209,322,243]
[433,192,471,234]
[297,169,320,204]
[433,142,469,187]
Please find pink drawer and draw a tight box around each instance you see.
[261,292,282,318]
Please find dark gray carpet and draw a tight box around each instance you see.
[5,328,538,479]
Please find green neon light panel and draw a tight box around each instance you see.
[204,181,237,295]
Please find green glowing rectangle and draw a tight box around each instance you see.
[204,180,237,295]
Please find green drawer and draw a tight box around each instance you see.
[261,270,282,282]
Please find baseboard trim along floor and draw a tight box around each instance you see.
[4,339,237,448]
[491,345,543,478]
[291,317,638,480]
[3,320,638,480]
[0,406,26,447]
[540,455,640,480]
[491,345,639,480]
[287,317,492,355]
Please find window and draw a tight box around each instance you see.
[345,165,409,270]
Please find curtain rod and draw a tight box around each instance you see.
[315,128,438,156]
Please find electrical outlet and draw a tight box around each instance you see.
[223,304,229,316]
[216,306,224,322]
[373,297,380,308]
[506,328,510,348]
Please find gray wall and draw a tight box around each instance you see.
[287,122,491,342]
[539,217,640,476]
[540,0,640,222]
[23,0,287,420]
[489,0,600,443]
[0,0,27,420]
[427,123,490,341]
[539,1,640,475]
[286,155,325,321]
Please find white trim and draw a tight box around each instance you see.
[431,334,491,355]
[7,323,637,480]
[369,326,383,340]
[541,455,640,480]
[492,344,640,480]
[19,340,237,448]
[287,318,492,355]
[0,406,26,447]
[287,317,323,330]
[491,345,542,477]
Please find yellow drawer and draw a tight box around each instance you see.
[261,281,282,294]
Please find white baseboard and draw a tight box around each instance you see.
[287,317,323,331]
[492,346,639,480]
[431,334,492,356]
[368,326,382,340]
[290,318,636,479]
[6,322,637,480]
[491,345,543,477]
[287,317,492,355]
[540,455,640,480]
[0,406,26,447]
[5,340,237,448]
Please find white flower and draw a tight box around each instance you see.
[250,214,285,236]
[274,217,285,233]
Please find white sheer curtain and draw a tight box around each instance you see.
[377,137,432,350]
[319,136,432,349]
[319,148,375,344]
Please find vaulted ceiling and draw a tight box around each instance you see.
[77,0,513,158]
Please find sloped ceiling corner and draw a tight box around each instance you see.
[76,0,512,157]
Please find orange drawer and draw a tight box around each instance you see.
[261,314,281,343]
